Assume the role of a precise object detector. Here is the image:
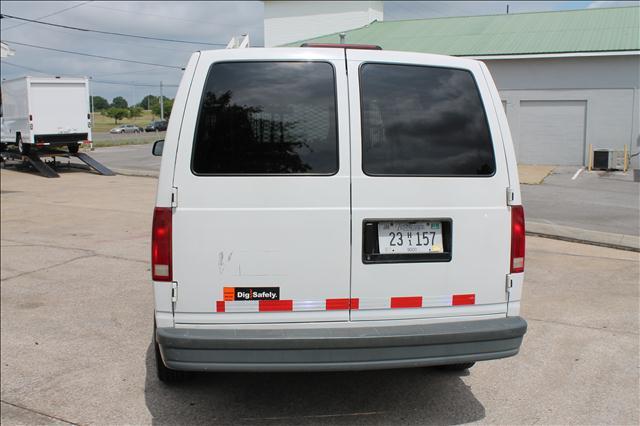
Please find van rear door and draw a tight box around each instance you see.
[171,49,351,324]
[346,50,512,321]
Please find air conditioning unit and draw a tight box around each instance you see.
[592,149,625,170]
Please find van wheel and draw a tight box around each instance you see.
[154,327,189,384]
[438,362,476,371]
[68,144,79,154]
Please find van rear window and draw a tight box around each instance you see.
[360,63,496,176]
[192,61,338,175]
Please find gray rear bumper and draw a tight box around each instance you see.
[156,316,527,372]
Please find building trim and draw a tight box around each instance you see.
[466,51,640,60]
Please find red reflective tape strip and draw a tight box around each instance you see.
[324,298,360,310]
[259,300,293,312]
[390,296,423,308]
[452,294,476,305]
[326,298,350,310]
[216,301,226,312]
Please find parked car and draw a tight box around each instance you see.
[145,120,168,132]
[110,124,142,134]
[151,46,527,383]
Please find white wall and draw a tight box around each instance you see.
[264,1,383,47]
[484,55,640,166]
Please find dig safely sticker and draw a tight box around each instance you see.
[224,287,280,301]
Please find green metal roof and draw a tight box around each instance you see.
[286,6,640,56]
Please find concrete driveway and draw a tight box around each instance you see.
[1,169,638,425]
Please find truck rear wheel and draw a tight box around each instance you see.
[68,143,80,154]
[18,138,30,155]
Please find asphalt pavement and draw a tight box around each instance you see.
[1,169,638,425]
[89,143,161,174]
[521,166,639,236]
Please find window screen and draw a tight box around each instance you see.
[360,63,496,176]
[192,61,338,174]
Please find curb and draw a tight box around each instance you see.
[111,168,159,178]
[527,221,640,252]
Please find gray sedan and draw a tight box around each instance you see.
[110,124,143,134]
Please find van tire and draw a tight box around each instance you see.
[154,326,189,383]
[67,143,80,154]
[437,362,476,371]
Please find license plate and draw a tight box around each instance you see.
[377,221,443,254]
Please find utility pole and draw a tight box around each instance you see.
[89,76,95,151]
[160,81,164,121]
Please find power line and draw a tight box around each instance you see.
[1,13,227,46]
[93,68,168,77]
[11,15,199,54]
[1,61,50,74]
[2,61,178,87]
[1,1,91,31]
[2,40,185,69]
[1,61,179,87]
[85,3,263,47]
[92,79,179,88]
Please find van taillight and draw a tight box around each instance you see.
[510,205,525,273]
[152,207,172,281]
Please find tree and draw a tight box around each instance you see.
[129,106,143,118]
[138,95,158,110]
[111,96,128,109]
[105,107,130,124]
[92,95,109,111]
[152,98,174,119]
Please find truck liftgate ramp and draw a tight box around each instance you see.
[0,147,115,178]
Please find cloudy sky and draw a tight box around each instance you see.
[1,1,636,104]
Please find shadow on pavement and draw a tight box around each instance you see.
[143,343,485,425]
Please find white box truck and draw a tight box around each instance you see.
[1,76,92,154]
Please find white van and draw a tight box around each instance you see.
[151,46,527,382]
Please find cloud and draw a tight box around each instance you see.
[1,1,264,103]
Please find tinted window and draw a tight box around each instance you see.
[360,63,495,176]
[192,62,338,174]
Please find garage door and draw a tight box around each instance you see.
[519,100,586,165]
